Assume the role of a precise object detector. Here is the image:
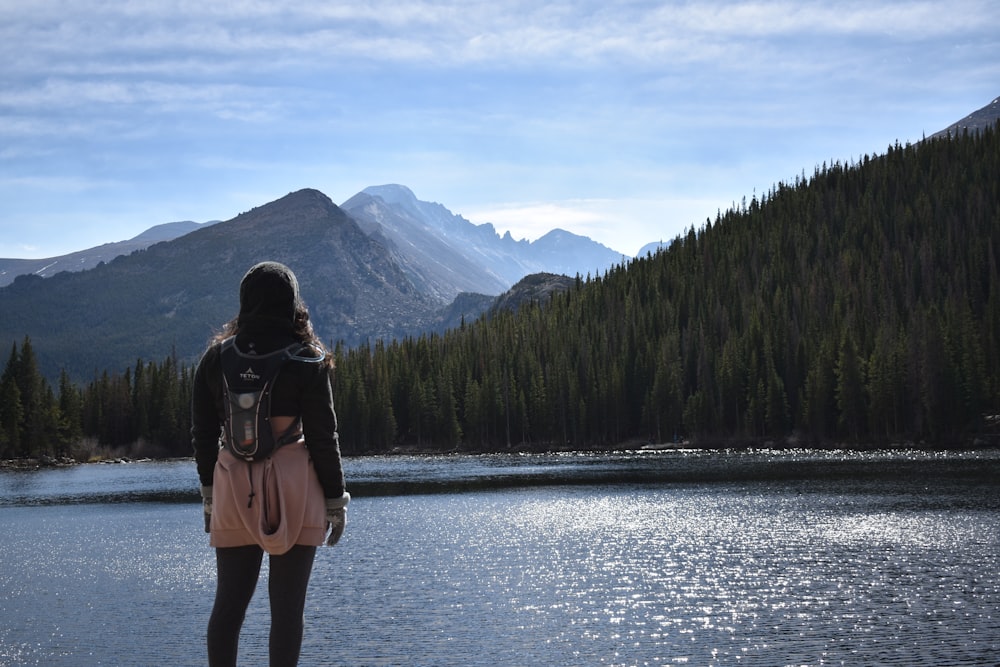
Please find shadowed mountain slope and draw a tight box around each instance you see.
[0,189,439,379]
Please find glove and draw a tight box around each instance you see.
[201,485,213,533]
[325,492,350,546]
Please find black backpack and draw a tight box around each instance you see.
[220,337,323,461]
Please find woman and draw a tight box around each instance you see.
[191,261,349,667]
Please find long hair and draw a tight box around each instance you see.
[211,303,334,369]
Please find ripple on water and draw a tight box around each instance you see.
[1,459,998,666]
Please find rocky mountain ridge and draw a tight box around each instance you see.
[4,97,994,382]
[1,185,627,290]
[343,184,625,300]
[0,188,611,381]
[0,220,214,287]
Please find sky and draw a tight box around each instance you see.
[1,1,998,259]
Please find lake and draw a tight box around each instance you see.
[1,449,998,666]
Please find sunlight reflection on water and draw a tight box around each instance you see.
[310,480,999,666]
[0,453,998,666]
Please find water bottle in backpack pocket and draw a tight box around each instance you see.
[220,337,321,461]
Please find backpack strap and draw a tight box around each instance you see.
[271,342,326,446]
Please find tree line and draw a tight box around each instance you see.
[0,337,193,461]
[331,126,1000,453]
[2,124,998,461]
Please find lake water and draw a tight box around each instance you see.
[1,449,998,666]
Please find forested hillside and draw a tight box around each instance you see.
[2,125,998,460]
[334,125,1000,452]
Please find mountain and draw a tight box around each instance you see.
[12,88,996,384]
[341,186,510,299]
[0,185,637,382]
[931,95,1000,139]
[0,189,451,380]
[489,273,576,315]
[0,220,215,287]
[342,184,627,300]
[5,101,998,457]
[328,121,1000,452]
[2,184,628,298]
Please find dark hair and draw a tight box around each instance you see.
[211,261,334,368]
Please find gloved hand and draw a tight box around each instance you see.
[201,485,213,533]
[325,492,350,546]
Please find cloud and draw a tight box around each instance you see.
[1,0,997,259]
[465,195,722,256]
[7,0,995,75]
[4,0,995,119]
[0,174,116,193]
[0,78,289,141]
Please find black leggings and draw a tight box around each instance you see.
[207,544,318,667]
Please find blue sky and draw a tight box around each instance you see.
[1,0,997,259]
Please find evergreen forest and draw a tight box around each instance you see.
[2,124,998,461]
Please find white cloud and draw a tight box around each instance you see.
[465,196,720,256]
[6,0,995,75]
[0,78,289,137]
[0,0,997,259]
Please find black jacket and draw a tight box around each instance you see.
[191,329,346,499]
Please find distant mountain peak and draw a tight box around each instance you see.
[0,219,216,286]
[342,185,627,299]
[362,184,419,206]
[536,228,608,246]
[255,188,337,214]
[359,184,452,230]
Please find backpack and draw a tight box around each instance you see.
[220,336,323,461]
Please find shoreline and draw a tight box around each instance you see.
[3,439,998,471]
[0,455,174,470]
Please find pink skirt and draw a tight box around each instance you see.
[210,440,327,554]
